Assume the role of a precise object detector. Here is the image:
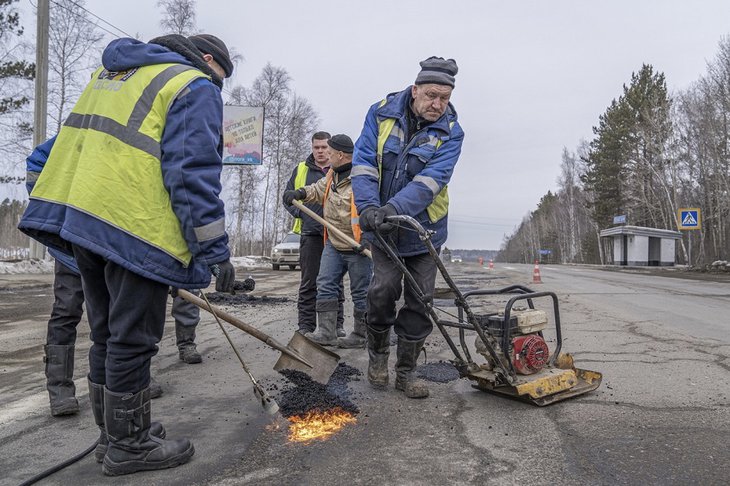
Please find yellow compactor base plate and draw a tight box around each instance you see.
[467,367,602,406]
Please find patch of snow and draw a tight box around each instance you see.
[230,256,270,268]
[0,259,54,274]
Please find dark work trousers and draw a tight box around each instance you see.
[171,293,200,328]
[297,235,344,333]
[367,243,438,341]
[47,260,85,345]
[72,245,168,393]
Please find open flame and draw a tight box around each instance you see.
[287,407,357,443]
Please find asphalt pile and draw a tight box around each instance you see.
[275,363,362,418]
[204,292,289,306]
[416,361,461,383]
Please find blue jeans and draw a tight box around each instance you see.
[316,241,373,312]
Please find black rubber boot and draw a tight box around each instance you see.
[394,337,429,398]
[338,309,367,349]
[175,322,202,364]
[89,379,166,463]
[366,326,390,388]
[102,387,194,476]
[44,345,79,416]
[309,300,339,346]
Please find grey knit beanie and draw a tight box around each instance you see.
[328,134,354,154]
[415,56,458,87]
[188,34,233,78]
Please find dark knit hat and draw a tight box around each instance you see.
[328,134,354,154]
[415,56,458,88]
[188,34,233,78]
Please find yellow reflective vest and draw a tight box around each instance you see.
[31,63,209,264]
[291,161,309,234]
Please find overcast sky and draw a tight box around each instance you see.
[19,0,730,249]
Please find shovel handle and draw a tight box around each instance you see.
[177,289,313,368]
[292,200,372,259]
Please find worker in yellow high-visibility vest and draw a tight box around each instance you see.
[19,33,236,477]
[283,132,344,336]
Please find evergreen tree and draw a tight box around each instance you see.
[581,96,632,230]
[0,0,34,118]
[582,64,672,231]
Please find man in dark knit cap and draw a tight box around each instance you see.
[351,57,464,399]
[19,32,236,476]
[283,134,373,349]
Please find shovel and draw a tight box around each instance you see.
[177,289,340,384]
[292,200,372,258]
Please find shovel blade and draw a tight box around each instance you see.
[273,332,340,384]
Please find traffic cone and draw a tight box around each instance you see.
[488,259,494,270]
[532,260,542,284]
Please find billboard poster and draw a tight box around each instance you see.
[222,105,264,165]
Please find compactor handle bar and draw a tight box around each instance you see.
[377,215,515,383]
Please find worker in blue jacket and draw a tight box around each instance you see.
[19,33,236,476]
[352,57,464,399]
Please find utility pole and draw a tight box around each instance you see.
[29,0,49,260]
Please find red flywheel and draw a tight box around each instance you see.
[512,335,549,374]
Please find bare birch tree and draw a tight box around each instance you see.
[158,0,197,36]
[48,0,103,134]
[226,64,319,256]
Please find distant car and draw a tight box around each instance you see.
[452,255,463,263]
[271,232,301,270]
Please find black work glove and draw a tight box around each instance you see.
[210,260,236,293]
[375,204,398,234]
[359,207,378,231]
[169,287,179,298]
[283,188,306,206]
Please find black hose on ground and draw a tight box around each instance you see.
[17,439,98,486]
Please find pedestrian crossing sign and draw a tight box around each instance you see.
[677,208,701,230]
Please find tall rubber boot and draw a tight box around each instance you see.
[338,309,367,349]
[308,299,338,346]
[89,379,167,463]
[44,344,79,416]
[102,387,194,476]
[175,322,202,364]
[366,326,390,388]
[394,337,429,398]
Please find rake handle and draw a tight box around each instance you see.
[292,200,372,259]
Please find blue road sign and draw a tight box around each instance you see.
[677,208,701,230]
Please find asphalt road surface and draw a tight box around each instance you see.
[0,261,728,485]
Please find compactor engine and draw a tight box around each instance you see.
[476,309,550,375]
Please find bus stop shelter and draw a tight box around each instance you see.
[599,225,682,266]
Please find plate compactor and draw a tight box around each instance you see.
[376,215,602,406]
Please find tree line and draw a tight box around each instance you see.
[499,40,730,266]
[0,0,316,259]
